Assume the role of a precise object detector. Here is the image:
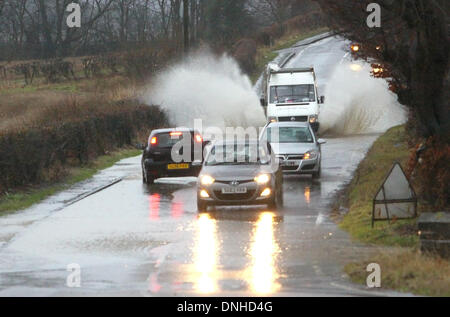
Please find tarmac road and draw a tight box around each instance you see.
[0,36,408,296]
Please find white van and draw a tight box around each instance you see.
[260,65,324,132]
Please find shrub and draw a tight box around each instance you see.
[0,100,168,193]
[407,137,450,210]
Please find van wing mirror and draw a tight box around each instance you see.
[319,96,325,104]
[317,138,327,145]
[260,98,266,107]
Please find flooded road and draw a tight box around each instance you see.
[0,134,391,296]
[0,36,406,296]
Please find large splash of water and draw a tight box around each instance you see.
[320,61,406,135]
[143,51,266,128]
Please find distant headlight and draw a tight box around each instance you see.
[254,173,270,184]
[200,175,215,186]
[304,150,318,160]
[268,116,277,123]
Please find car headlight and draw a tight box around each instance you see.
[309,115,318,123]
[268,116,277,123]
[254,173,270,184]
[200,175,215,186]
[304,150,318,160]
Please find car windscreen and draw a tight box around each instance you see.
[270,84,315,103]
[152,132,192,148]
[266,126,314,143]
[205,144,269,166]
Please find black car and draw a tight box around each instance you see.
[141,128,206,184]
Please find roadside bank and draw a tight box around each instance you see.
[337,125,450,296]
[0,147,142,214]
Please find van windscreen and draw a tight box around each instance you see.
[270,84,315,104]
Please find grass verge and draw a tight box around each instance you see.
[339,124,450,296]
[339,125,418,247]
[0,147,141,215]
[345,250,450,296]
[250,27,329,83]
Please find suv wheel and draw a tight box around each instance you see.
[312,163,321,179]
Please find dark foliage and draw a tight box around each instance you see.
[0,102,168,192]
[314,0,449,140]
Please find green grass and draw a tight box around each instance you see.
[0,148,141,215]
[46,82,79,93]
[339,125,450,296]
[345,250,450,296]
[0,84,39,95]
[339,125,418,247]
[250,27,329,83]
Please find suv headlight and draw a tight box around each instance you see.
[254,173,270,184]
[200,175,215,186]
[304,150,318,160]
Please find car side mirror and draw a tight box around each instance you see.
[319,96,325,104]
[317,138,326,145]
[192,160,202,167]
[202,140,211,147]
[260,98,266,107]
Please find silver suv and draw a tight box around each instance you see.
[259,122,326,178]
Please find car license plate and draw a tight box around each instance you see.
[282,161,299,167]
[221,187,247,194]
[167,163,189,170]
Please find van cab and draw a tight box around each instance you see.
[261,65,324,132]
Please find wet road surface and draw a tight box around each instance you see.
[0,36,407,296]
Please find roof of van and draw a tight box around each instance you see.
[269,67,314,74]
[269,71,315,86]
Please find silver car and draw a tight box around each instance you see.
[260,122,326,177]
[196,140,283,212]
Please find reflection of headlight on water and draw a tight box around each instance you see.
[195,214,218,293]
[304,186,310,204]
[248,212,280,294]
[350,63,362,72]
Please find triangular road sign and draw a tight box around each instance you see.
[372,162,417,227]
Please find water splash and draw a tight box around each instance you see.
[320,62,406,135]
[144,50,266,128]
